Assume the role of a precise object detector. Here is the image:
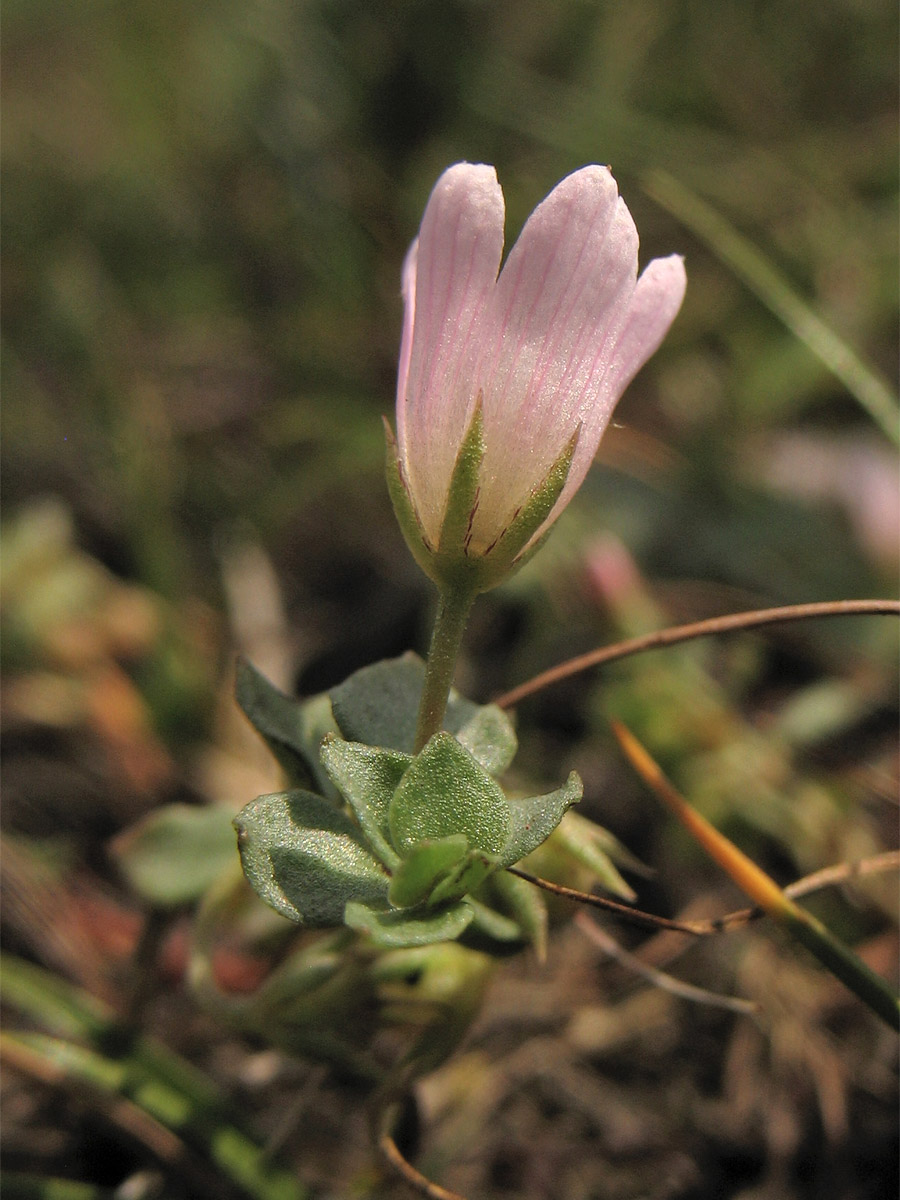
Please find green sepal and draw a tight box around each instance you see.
[329,654,516,774]
[436,394,485,555]
[550,811,640,901]
[388,835,469,908]
[427,848,500,908]
[384,419,437,582]
[319,736,409,870]
[497,771,583,868]
[111,803,237,908]
[479,425,580,589]
[389,732,510,856]
[345,899,474,948]
[235,657,337,793]
[234,790,390,926]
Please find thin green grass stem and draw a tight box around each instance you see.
[645,169,900,446]
[782,907,900,1031]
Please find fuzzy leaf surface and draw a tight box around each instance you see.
[329,654,516,773]
[388,835,469,908]
[236,658,336,792]
[497,772,583,868]
[319,737,410,869]
[388,732,510,856]
[234,790,389,926]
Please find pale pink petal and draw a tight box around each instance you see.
[470,167,638,546]
[399,163,505,542]
[537,253,687,539]
[394,239,418,453]
[601,254,687,401]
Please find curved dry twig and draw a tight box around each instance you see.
[508,850,900,938]
[494,599,900,709]
[574,911,759,1015]
[379,1132,468,1200]
[506,867,706,935]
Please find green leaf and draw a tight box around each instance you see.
[329,654,517,773]
[388,835,469,908]
[329,653,424,752]
[345,900,474,947]
[319,736,409,870]
[427,848,500,908]
[455,703,517,776]
[235,658,337,792]
[497,772,583,868]
[111,804,238,908]
[389,732,511,856]
[234,791,389,926]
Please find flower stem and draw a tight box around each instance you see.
[414,583,477,753]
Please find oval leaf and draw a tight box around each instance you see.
[329,654,517,772]
[389,732,511,856]
[319,736,409,869]
[235,790,389,926]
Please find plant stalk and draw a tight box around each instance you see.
[414,584,477,752]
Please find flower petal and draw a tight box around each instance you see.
[471,166,639,546]
[395,239,418,447]
[540,254,686,537]
[399,163,505,543]
[602,254,687,401]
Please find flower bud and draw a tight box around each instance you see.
[388,162,686,591]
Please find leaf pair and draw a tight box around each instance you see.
[233,656,583,949]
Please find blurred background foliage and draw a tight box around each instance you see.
[2,2,898,1198]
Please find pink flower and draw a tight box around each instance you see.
[387,163,686,589]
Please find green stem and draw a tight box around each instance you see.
[414,583,477,752]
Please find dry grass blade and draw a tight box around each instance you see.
[612,721,900,1030]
